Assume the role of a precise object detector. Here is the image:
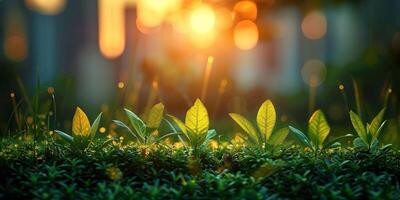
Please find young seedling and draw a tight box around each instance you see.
[349,108,387,151]
[289,110,353,154]
[55,107,102,151]
[229,100,289,151]
[166,99,216,155]
[113,103,179,146]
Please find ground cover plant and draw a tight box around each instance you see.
[1,86,400,199]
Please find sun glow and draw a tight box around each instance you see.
[190,5,216,34]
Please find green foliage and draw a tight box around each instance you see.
[349,108,388,151]
[166,99,216,154]
[113,103,179,145]
[0,139,399,199]
[289,110,353,153]
[229,100,288,151]
[54,107,102,151]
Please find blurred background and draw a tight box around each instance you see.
[0,0,399,142]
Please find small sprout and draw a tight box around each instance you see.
[349,108,387,151]
[113,103,179,146]
[230,100,289,152]
[54,107,102,151]
[289,110,353,154]
[166,99,217,155]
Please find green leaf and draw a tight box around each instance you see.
[268,127,289,146]
[90,113,102,141]
[369,108,385,139]
[113,120,143,142]
[323,134,353,149]
[146,103,164,129]
[185,99,209,135]
[166,114,187,134]
[204,129,217,145]
[349,111,367,144]
[54,130,74,143]
[256,100,276,141]
[229,113,259,143]
[308,110,330,148]
[353,137,368,149]
[124,108,146,138]
[155,132,181,144]
[288,126,313,150]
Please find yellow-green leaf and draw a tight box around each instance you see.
[229,113,258,143]
[166,114,187,134]
[256,100,276,141]
[308,110,330,147]
[185,99,209,135]
[369,108,385,139]
[268,127,289,146]
[72,107,91,137]
[146,103,164,128]
[349,110,367,143]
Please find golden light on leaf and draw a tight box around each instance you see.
[98,0,125,59]
[25,0,65,15]
[190,5,216,34]
[4,35,27,62]
[301,11,327,40]
[234,20,259,50]
[233,1,257,20]
[72,107,91,137]
[301,59,327,87]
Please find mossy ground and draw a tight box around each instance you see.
[0,137,399,199]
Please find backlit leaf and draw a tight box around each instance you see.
[90,113,102,141]
[308,110,330,147]
[349,111,367,143]
[369,108,385,139]
[185,99,209,135]
[166,114,187,134]
[256,100,276,141]
[146,103,164,129]
[229,113,259,143]
[268,127,289,146]
[54,130,73,143]
[72,107,91,137]
[288,126,313,150]
[124,108,146,137]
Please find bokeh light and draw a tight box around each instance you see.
[190,5,216,34]
[4,35,27,62]
[301,11,327,40]
[98,0,125,59]
[233,1,257,21]
[234,20,259,50]
[137,0,175,28]
[301,59,327,87]
[25,0,66,15]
